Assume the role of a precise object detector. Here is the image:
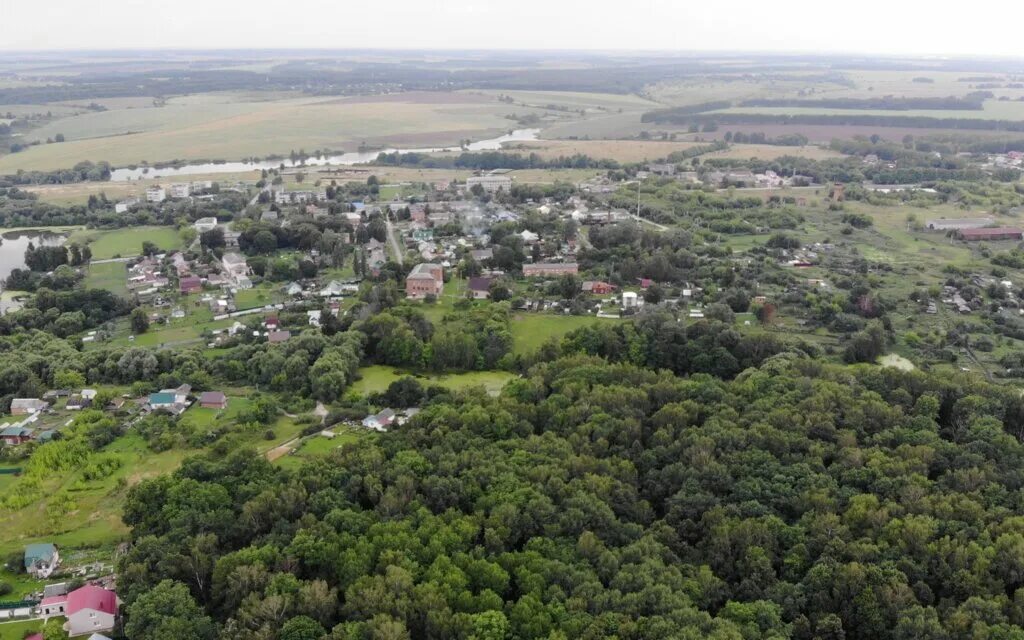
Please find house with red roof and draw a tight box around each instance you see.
[63,585,119,637]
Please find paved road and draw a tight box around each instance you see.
[385,219,404,266]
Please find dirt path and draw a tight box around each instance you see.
[265,437,299,461]
[385,219,404,266]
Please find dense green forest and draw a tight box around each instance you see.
[117,347,1024,640]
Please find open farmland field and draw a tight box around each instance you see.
[711,99,1024,121]
[0,91,556,172]
[701,143,847,161]
[505,139,704,162]
[698,123,1014,144]
[69,226,184,259]
[469,89,660,112]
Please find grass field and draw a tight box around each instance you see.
[0,432,188,556]
[0,91,555,172]
[701,144,846,161]
[351,366,517,396]
[510,313,622,354]
[71,226,183,259]
[0,619,44,640]
[0,568,43,599]
[507,139,704,162]
[83,261,127,294]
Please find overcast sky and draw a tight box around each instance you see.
[3,0,1024,57]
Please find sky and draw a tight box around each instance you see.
[3,0,1024,58]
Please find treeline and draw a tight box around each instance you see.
[642,109,1024,134]
[374,150,622,171]
[0,161,111,186]
[737,94,991,110]
[0,288,132,337]
[724,131,809,146]
[680,112,1024,132]
[114,353,1024,640]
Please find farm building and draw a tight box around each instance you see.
[523,262,579,277]
[466,175,512,193]
[926,217,995,231]
[199,391,228,410]
[957,227,1023,241]
[10,398,49,415]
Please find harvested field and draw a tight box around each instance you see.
[506,139,703,162]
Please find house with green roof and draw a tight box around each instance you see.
[24,542,59,578]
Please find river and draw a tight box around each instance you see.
[109,128,542,182]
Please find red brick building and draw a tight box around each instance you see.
[406,263,444,299]
[523,262,579,277]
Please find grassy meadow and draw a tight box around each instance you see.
[69,226,184,259]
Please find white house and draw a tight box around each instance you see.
[169,183,191,198]
[194,217,219,232]
[145,186,166,203]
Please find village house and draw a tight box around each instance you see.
[1,425,35,446]
[169,183,192,199]
[199,391,228,410]
[221,252,253,289]
[471,248,493,262]
[275,190,321,205]
[268,330,291,344]
[10,398,49,415]
[148,384,190,415]
[406,263,444,299]
[193,217,218,232]
[363,408,396,431]
[582,281,615,295]
[647,163,676,176]
[519,230,540,244]
[24,543,59,578]
[179,276,203,295]
[468,276,494,299]
[114,197,138,214]
[523,262,579,277]
[170,253,191,276]
[63,585,119,637]
[65,393,91,411]
[145,186,166,203]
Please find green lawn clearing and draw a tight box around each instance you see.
[71,226,184,259]
[510,313,622,355]
[351,366,516,396]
